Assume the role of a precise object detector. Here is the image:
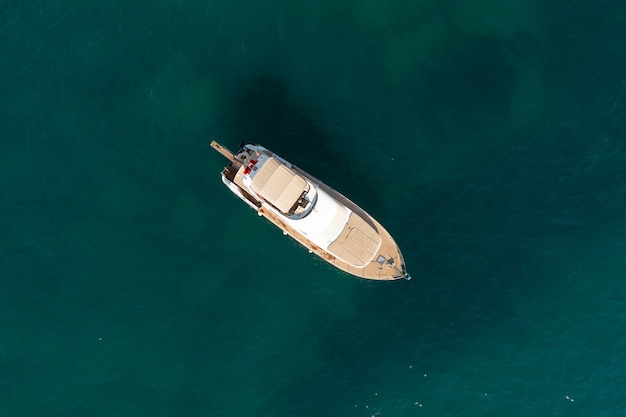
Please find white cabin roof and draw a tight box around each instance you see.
[283,188,382,266]
[289,188,349,246]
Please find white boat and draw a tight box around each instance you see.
[211,141,411,281]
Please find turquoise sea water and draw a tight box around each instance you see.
[2,1,626,416]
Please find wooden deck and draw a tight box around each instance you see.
[210,140,237,162]
[293,166,407,279]
[258,204,405,280]
[259,167,407,280]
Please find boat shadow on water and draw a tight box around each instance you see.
[227,74,388,220]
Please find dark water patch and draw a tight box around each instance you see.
[541,0,626,109]
[412,35,517,137]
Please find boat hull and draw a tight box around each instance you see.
[211,141,410,281]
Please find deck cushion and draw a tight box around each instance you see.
[251,157,308,213]
[327,213,381,266]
